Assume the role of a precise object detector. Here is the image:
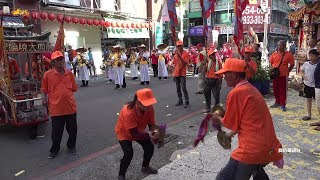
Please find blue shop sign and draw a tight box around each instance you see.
[189,26,213,36]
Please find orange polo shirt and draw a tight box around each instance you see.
[222,81,283,164]
[173,51,190,77]
[245,60,257,79]
[270,51,294,77]
[41,69,78,117]
[115,104,156,141]
[206,58,223,79]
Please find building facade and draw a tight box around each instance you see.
[188,0,291,52]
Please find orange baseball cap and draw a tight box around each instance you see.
[244,46,254,53]
[215,58,246,74]
[176,40,183,46]
[51,51,64,60]
[136,88,157,106]
[208,49,217,56]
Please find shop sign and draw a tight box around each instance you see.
[155,22,163,46]
[46,0,80,6]
[242,0,270,25]
[214,26,233,35]
[5,41,48,53]
[270,24,289,35]
[106,28,149,39]
[189,26,213,36]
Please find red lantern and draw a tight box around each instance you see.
[48,13,56,21]
[99,20,105,26]
[87,19,93,26]
[116,22,121,27]
[80,18,86,25]
[136,23,140,28]
[31,12,40,19]
[126,23,130,28]
[40,12,48,20]
[23,13,30,19]
[105,21,111,27]
[121,22,126,28]
[65,16,72,23]
[131,23,136,28]
[145,23,149,28]
[93,19,99,26]
[111,22,116,27]
[141,23,145,28]
[149,22,153,28]
[72,17,79,24]
[57,14,64,22]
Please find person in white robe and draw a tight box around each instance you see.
[111,45,127,89]
[138,44,150,85]
[74,52,90,87]
[129,48,139,80]
[157,43,168,80]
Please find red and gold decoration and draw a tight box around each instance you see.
[48,13,56,21]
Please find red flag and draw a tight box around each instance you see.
[233,0,249,56]
[54,19,65,52]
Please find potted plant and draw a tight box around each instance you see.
[250,56,270,95]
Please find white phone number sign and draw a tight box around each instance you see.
[241,5,270,25]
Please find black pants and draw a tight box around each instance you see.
[216,158,269,180]
[119,139,154,176]
[152,64,158,77]
[193,63,198,75]
[175,76,189,103]
[81,80,89,86]
[204,78,220,109]
[50,113,77,153]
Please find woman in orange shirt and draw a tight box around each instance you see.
[115,88,159,180]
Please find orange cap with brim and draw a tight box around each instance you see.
[136,88,157,106]
[215,58,246,74]
[176,40,183,46]
[244,46,254,53]
[51,51,64,60]
[208,49,217,56]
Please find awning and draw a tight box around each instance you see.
[105,28,149,39]
[288,1,320,21]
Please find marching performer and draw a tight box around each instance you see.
[202,48,222,113]
[111,45,127,90]
[138,44,150,86]
[212,58,283,179]
[195,43,206,94]
[74,49,90,87]
[156,43,168,80]
[104,47,114,84]
[129,48,139,80]
[243,46,258,82]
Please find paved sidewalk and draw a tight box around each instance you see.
[144,89,320,180]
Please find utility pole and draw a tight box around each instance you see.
[226,1,230,43]
[147,0,153,50]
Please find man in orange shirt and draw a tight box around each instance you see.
[202,49,222,113]
[173,40,190,108]
[243,46,257,81]
[41,51,78,159]
[212,58,283,179]
[115,88,158,180]
[269,40,295,111]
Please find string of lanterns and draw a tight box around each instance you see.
[24,11,153,29]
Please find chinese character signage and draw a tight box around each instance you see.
[155,22,164,47]
[106,28,149,39]
[241,0,271,25]
[189,26,213,36]
[5,41,48,53]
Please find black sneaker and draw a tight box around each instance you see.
[175,101,183,106]
[141,166,158,174]
[68,148,77,155]
[270,103,280,108]
[48,152,58,159]
[184,103,190,108]
[118,175,125,180]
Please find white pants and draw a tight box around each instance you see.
[130,63,139,78]
[315,88,320,108]
[158,60,168,77]
[114,66,125,85]
[78,66,90,81]
[140,64,150,82]
[106,66,114,80]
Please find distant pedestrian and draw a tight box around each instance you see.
[310,44,320,131]
[243,46,258,82]
[41,51,78,159]
[300,49,319,121]
[269,40,295,111]
[173,40,190,108]
[150,50,158,77]
[87,47,97,77]
[212,58,283,180]
[115,88,159,180]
